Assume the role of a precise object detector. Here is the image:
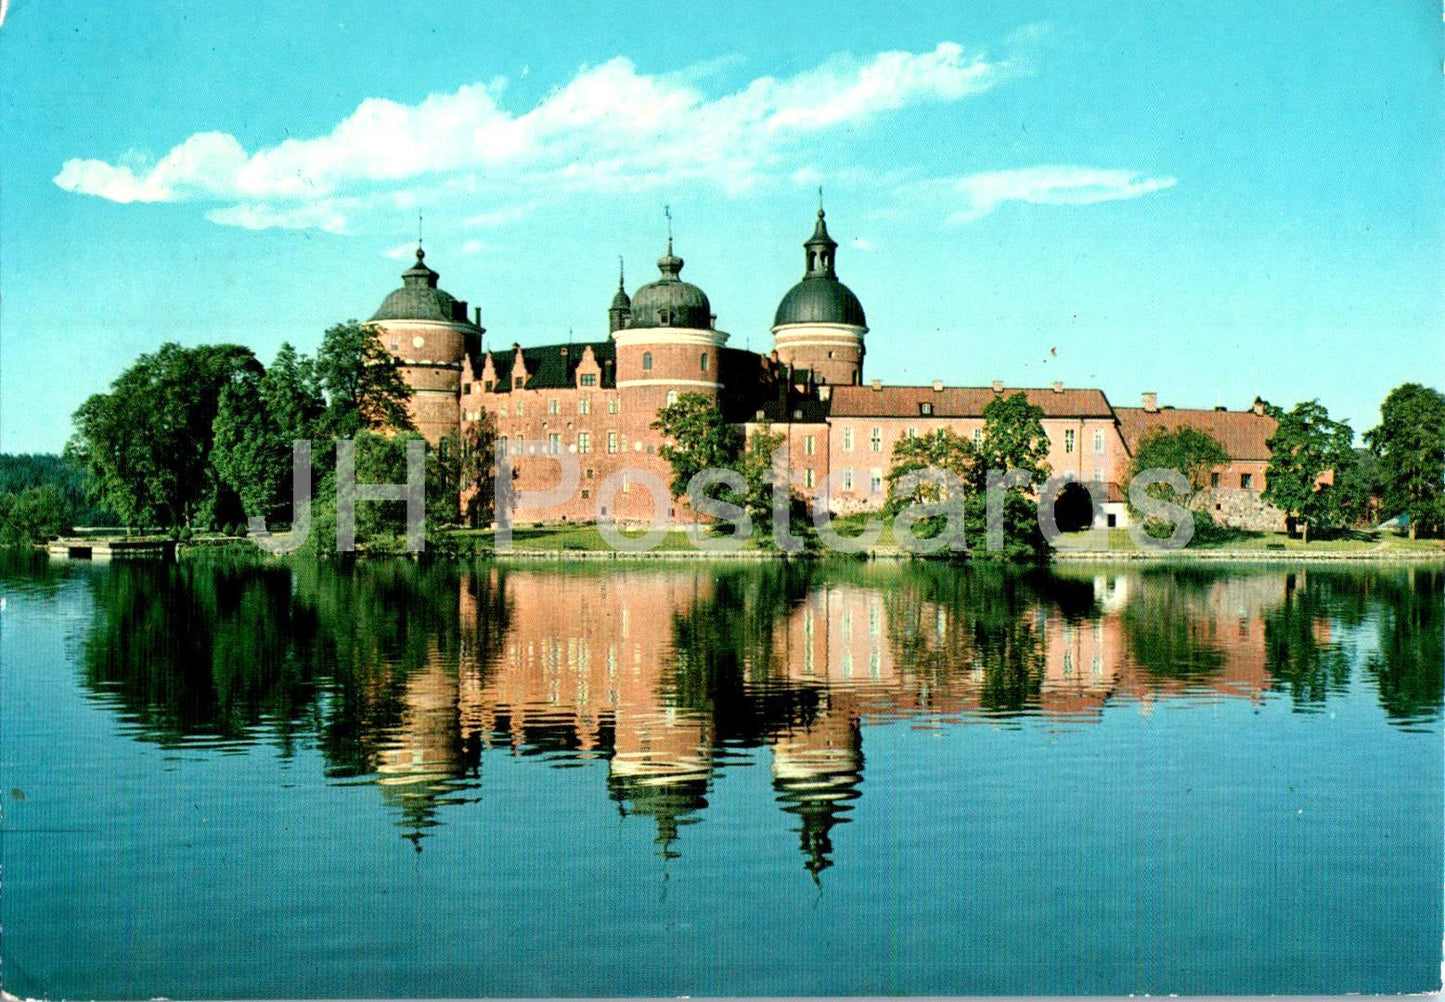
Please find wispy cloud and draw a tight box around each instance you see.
[945,166,1177,223]
[54,41,1022,231]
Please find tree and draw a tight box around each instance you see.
[1126,426,1230,537]
[315,321,414,438]
[68,343,262,530]
[1264,399,1354,543]
[1366,383,1445,539]
[651,393,744,516]
[457,416,500,528]
[262,342,327,443]
[0,485,70,544]
[211,366,289,524]
[975,392,1051,488]
[885,429,976,513]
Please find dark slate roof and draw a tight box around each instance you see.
[369,247,481,327]
[488,341,616,391]
[774,277,867,328]
[627,240,713,330]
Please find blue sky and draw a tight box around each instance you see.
[1,0,1440,453]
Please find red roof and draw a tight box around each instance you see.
[1114,407,1277,461]
[828,385,1115,419]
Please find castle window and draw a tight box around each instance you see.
[391,340,399,351]
[622,473,631,494]
[658,309,671,326]
[870,469,883,493]
[843,468,854,491]
[805,468,816,490]
[1094,429,1105,453]
[973,428,983,447]
[514,376,524,388]
[804,435,816,456]
[906,427,917,439]
[1241,473,1253,489]
[1211,472,1220,488]
[579,398,590,415]
[577,432,591,454]
[498,438,508,457]
[484,379,494,391]
[666,390,678,406]
[549,399,559,415]
[642,351,653,371]
[1064,429,1075,454]
[700,352,709,372]
[870,427,882,452]
[1093,468,1103,483]
[513,435,523,454]
[580,373,597,387]
[463,383,472,395]
[843,427,854,452]
[515,401,524,417]
[919,402,933,416]
[548,433,561,455]
[607,432,619,454]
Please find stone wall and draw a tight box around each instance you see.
[1202,488,1287,532]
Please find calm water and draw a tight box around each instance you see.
[0,553,1440,997]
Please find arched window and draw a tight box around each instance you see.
[700,352,709,372]
[642,351,653,371]
[666,390,678,406]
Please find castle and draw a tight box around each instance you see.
[365,206,1285,531]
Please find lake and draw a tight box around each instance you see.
[1,553,1440,997]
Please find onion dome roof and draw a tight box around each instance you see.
[627,239,713,330]
[773,207,867,329]
[369,247,480,326]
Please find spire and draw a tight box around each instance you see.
[402,244,440,288]
[657,205,684,281]
[608,255,632,333]
[803,196,838,279]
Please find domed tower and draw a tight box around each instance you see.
[771,202,868,386]
[613,236,727,413]
[607,259,631,334]
[368,246,484,444]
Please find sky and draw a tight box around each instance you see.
[0,0,1440,453]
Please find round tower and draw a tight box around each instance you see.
[367,246,483,443]
[613,237,727,415]
[771,202,867,386]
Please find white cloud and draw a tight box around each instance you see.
[383,242,417,260]
[850,236,877,251]
[54,41,1021,231]
[947,166,1176,223]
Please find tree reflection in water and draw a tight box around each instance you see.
[42,553,1441,870]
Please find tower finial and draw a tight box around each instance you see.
[618,255,625,290]
[818,186,824,217]
[664,204,673,253]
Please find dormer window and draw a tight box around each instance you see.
[514,376,524,388]
[658,309,671,326]
[919,402,933,416]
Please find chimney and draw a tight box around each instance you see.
[1252,397,1266,416]
[1214,405,1227,412]
[871,378,883,391]
[474,306,482,328]
[1141,391,1158,412]
[1051,381,1064,394]
[932,379,944,392]
[819,385,832,402]
[991,380,1004,393]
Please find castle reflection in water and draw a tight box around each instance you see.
[61,556,1438,876]
[363,564,1400,873]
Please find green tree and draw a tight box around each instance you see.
[1264,399,1354,543]
[68,343,262,530]
[1126,425,1230,538]
[739,425,789,541]
[651,393,744,513]
[976,392,1051,488]
[315,321,414,438]
[884,429,976,513]
[1365,383,1445,539]
[458,415,499,528]
[0,485,70,544]
[262,342,327,443]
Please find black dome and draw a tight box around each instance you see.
[773,278,866,328]
[369,247,479,326]
[627,242,713,330]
